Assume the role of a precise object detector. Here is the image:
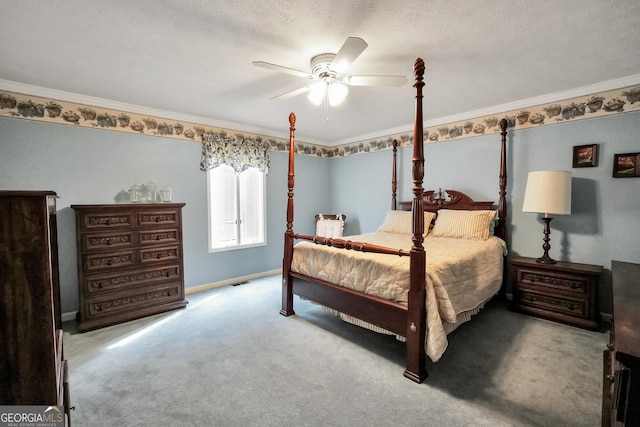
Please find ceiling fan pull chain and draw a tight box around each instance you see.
[324,82,330,121]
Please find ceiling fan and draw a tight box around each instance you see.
[252,37,408,108]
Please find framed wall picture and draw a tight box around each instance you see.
[573,144,598,168]
[613,152,640,178]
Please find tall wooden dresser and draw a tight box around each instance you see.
[0,191,70,422]
[602,261,640,426]
[71,203,188,332]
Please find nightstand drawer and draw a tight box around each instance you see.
[511,257,602,330]
[516,268,590,296]
[518,289,588,318]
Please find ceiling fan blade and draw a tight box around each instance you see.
[331,37,368,74]
[271,86,310,100]
[344,75,408,87]
[252,61,310,79]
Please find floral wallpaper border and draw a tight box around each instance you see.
[0,90,293,153]
[330,84,640,158]
[1,84,639,159]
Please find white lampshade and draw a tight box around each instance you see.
[328,81,348,106]
[308,81,326,106]
[522,170,572,216]
[308,80,348,107]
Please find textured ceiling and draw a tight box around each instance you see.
[1,0,639,145]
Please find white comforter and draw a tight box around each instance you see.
[290,231,507,361]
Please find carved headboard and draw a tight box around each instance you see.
[397,189,494,215]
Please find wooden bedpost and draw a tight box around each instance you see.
[391,139,398,210]
[404,58,428,383]
[496,119,508,241]
[280,112,296,317]
[496,118,509,298]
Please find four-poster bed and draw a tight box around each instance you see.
[281,58,509,383]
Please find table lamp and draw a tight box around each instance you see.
[522,170,572,264]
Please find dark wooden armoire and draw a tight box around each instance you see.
[0,191,70,424]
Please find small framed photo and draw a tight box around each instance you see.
[613,152,640,178]
[573,144,598,168]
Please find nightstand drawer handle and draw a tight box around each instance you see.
[567,303,576,311]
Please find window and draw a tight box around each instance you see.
[207,165,266,252]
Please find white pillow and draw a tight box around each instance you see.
[316,218,344,238]
[377,210,437,235]
[431,209,497,240]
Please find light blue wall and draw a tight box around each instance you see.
[2,110,639,315]
[329,112,640,313]
[0,118,331,313]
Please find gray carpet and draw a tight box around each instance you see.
[63,275,607,426]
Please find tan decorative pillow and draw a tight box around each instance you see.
[377,210,436,235]
[431,209,497,240]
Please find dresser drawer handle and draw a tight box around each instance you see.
[570,283,580,289]
[567,303,576,311]
[106,238,111,245]
[107,259,113,266]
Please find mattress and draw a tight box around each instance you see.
[291,231,507,361]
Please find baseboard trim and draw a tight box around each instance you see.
[184,269,281,295]
[62,312,77,323]
[61,269,283,322]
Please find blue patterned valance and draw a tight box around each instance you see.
[200,131,270,174]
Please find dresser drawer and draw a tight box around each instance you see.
[82,249,135,272]
[79,212,134,230]
[139,245,181,264]
[516,267,590,296]
[137,210,181,227]
[138,228,180,246]
[83,264,181,295]
[80,230,135,251]
[84,281,184,317]
[518,289,588,318]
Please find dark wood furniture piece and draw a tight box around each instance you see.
[0,191,70,423]
[602,261,640,426]
[511,257,601,330]
[71,203,188,332]
[280,58,510,383]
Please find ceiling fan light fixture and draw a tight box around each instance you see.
[308,81,326,106]
[328,81,348,106]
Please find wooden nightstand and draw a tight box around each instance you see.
[511,256,602,330]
